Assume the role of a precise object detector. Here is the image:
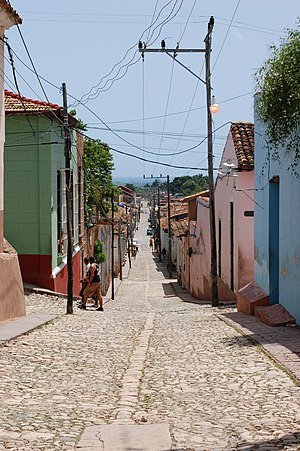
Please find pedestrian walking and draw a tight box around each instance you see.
[79,257,90,300]
[149,238,153,251]
[78,256,103,311]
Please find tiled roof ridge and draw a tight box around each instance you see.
[4,89,61,110]
[230,122,254,170]
[0,0,22,24]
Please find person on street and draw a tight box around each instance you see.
[78,256,103,311]
[79,257,90,301]
[149,238,153,251]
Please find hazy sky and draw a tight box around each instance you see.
[5,1,299,180]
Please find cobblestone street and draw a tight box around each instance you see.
[0,214,299,450]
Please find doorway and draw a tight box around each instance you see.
[269,177,280,304]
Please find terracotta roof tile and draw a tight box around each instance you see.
[5,90,61,113]
[0,1,22,24]
[230,122,254,170]
[181,190,209,202]
[171,217,188,237]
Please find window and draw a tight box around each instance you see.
[57,170,68,256]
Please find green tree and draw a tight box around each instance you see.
[255,24,300,168]
[170,174,208,195]
[83,138,115,224]
[68,109,87,131]
[125,183,137,192]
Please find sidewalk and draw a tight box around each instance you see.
[0,259,131,343]
[171,281,300,385]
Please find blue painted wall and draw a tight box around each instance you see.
[254,98,300,324]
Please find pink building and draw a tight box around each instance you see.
[185,123,254,301]
[215,122,254,300]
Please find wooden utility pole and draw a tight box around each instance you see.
[167,175,172,279]
[62,82,73,314]
[118,218,123,280]
[205,17,219,307]
[125,204,131,269]
[157,185,162,261]
[111,191,115,300]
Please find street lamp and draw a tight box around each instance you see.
[210,95,220,114]
[139,16,219,305]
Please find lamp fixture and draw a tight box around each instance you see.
[223,159,236,168]
[210,95,220,114]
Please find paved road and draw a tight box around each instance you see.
[0,211,299,450]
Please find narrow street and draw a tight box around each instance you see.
[0,211,299,451]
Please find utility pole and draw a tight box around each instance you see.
[143,175,171,276]
[111,191,115,300]
[125,204,131,269]
[157,185,162,261]
[167,175,172,279]
[62,82,73,314]
[118,218,123,281]
[205,17,219,307]
[139,17,219,305]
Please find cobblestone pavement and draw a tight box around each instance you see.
[0,214,300,450]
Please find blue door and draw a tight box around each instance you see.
[269,178,279,304]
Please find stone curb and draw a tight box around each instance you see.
[217,314,300,386]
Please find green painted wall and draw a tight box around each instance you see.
[4,115,79,271]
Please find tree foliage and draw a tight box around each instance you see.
[255,25,300,166]
[83,139,115,224]
[169,174,209,196]
[125,183,138,192]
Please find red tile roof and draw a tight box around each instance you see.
[171,217,188,237]
[4,90,61,113]
[0,1,22,24]
[180,190,209,202]
[230,122,254,170]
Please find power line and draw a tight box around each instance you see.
[178,0,197,42]
[212,0,241,72]
[96,91,253,125]
[3,36,38,138]
[74,0,180,106]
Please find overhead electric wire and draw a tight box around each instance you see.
[16,24,51,104]
[212,0,241,72]
[9,42,234,161]
[165,0,198,176]
[83,0,184,103]
[153,57,175,171]
[6,40,238,173]
[3,36,38,137]
[178,0,197,42]
[146,0,159,42]
[99,91,253,125]
[74,0,178,106]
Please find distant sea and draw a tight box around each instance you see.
[113,176,171,186]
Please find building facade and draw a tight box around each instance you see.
[4,91,83,295]
[0,2,25,322]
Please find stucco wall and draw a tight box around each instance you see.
[0,252,25,322]
[5,117,81,294]
[189,198,211,299]
[254,105,300,324]
[0,31,4,252]
[215,134,254,297]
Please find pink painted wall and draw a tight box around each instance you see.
[215,134,254,297]
[0,253,25,322]
[0,30,4,252]
[189,198,212,300]
[185,132,254,302]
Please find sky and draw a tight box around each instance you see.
[4,0,299,181]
